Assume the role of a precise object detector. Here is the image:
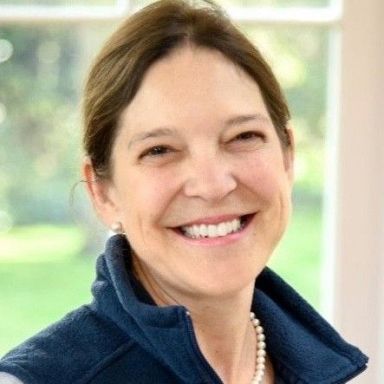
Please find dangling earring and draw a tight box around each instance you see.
[111,221,124,234]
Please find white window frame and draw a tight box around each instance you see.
[322,1,384,382]
[0,1,382,382]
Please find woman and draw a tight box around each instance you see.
[0,0,368,383]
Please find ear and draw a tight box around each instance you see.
[82,157,119,229]
[283,127,295,185]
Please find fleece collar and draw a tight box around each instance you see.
[91,234,368,384]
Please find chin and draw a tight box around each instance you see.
[183,263,264,300]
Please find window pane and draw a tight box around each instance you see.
[0,24,113,226]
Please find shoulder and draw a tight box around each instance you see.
[0,305,134,384]
[254,268,368,383]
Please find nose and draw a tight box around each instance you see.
[183,154,237,202]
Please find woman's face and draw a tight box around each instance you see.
[94,46,294,299]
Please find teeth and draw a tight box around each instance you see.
[217,222,227,236]
[200,225,208,237]
[208,224,217,237]
[181,218,242,239]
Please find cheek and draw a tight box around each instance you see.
[117,168,180,223]
[239,153,289,199]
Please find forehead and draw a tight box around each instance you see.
[118,46,269,135]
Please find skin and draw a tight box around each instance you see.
[84,45,294,384]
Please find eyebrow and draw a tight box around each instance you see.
[127,113,271,149]
[127,127,177,149]
[224,113,271,127]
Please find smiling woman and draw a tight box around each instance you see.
[0,0,368,383]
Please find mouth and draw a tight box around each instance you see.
[175,214,254,240]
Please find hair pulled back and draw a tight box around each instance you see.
[83,0,291,179]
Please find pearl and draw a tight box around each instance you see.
[111,221,123,233]
[250,312,267,384]
[257,341,266,349]
[257,334,266,341]
[256,356,266,364]
[252,318,260,327]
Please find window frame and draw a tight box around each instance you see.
[322,1,384,382]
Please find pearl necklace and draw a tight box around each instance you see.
[250,312,266,384]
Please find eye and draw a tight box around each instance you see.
[233,131,264,141]
[139,145,173,159]
[226,130,266,152]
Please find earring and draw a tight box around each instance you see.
[111,221,124,234]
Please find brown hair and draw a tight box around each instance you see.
[83,0,291,179]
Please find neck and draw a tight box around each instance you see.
[132,255,258,384]
[189,298,257,384]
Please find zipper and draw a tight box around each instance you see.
[183,309,223,384]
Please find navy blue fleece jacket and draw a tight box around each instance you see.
[0,235,368,383]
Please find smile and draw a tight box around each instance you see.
[178,215,253,239]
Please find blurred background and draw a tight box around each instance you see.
[0,0,383,382]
